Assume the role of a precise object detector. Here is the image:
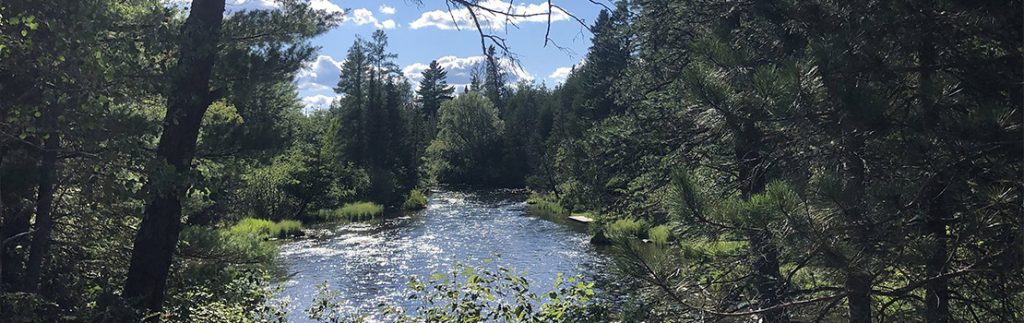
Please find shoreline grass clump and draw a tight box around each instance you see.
[229,218,304,240]
[402,190,428,210]
[526,192,568,217]
[318,202,384,222]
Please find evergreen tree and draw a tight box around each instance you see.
[415,60,455,118]
[483,45,506,108]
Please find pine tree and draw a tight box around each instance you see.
[483,45,506,108]
[415,60,454,117]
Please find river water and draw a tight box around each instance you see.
[276,189,612,321]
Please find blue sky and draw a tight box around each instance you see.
[275,0,605,110]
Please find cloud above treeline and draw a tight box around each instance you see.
[163,1,396,28]
[296,54,538,110]
[410,0,569,31]
[402,55,534,91]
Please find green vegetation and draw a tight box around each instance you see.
[317,202,384,222]
[1,0,1020,321]
[310,263,607,322]
[228,218,304,240]
[402,189,428,210]
[526,192,568,217]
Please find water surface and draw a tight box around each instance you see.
[277,189,610,321]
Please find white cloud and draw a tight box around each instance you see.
[309,0,344,14]
[295,55,344,92]
[379,4,396,15]
[402,55,533,90]
[163,0,280,11]
[548,66,573,82]
[301,94,338,112]
[165,0,345,15]
[410,0,568,31]
[350,8,398,29]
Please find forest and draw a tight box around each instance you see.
[0,0,1021,322]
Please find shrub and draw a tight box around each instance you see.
[308,263,609,322]
[317,202,384,222]
[402,190,428,210]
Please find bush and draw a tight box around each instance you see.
[317,202,384,222]
[228,218,304,240]
[402,190,428,210]
[308,263,609,322]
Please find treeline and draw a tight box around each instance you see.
[1,0,1021,321]
[0,0,352,321]
[466,0,1021,322]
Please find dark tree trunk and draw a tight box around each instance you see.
[735,120,789,323]
[923,180,950,323]
[21,103,63,293]
[842,138,872,323]
[1,152,34,292]
[121,0,225,316]
[917,5,950,321]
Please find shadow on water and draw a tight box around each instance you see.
[276,188,614,321]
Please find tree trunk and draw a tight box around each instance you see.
[917,5,950,321]
[923,180,950,323]
[121,0,225,316]
[1,156,33,291]
[21,103,63,293]
[735,120,789,323]
[842,138,872,323]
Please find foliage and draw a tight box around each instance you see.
[402,190,428,211]
[425,92,505,186]
[314,263,607,322]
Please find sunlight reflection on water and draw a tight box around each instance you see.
[276,189,610,322]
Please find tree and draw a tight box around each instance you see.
[121,0,228,314]
[326,30,418,205]
[415,60,455,118]
[483,45,506,109]
[426,92,505,185]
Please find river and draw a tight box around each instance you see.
[276,189,612,321]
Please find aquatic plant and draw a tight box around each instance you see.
[229,218,304,240]
[317,202,385,222]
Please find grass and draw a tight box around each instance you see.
[647,225,672,246]
[526,192,568,217]
[606,218,647,239]
[317,202,384,222]
[228,218,304,240]
[403,190,428,210]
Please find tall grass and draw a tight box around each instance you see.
[403,190,428,210]
[229,218,304,240]
[317,202,384,222]
[605,218,647,239]
[526,192,567,217]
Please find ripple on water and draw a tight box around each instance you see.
[276,190,610,322]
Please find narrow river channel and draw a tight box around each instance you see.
[276,189,612,321]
